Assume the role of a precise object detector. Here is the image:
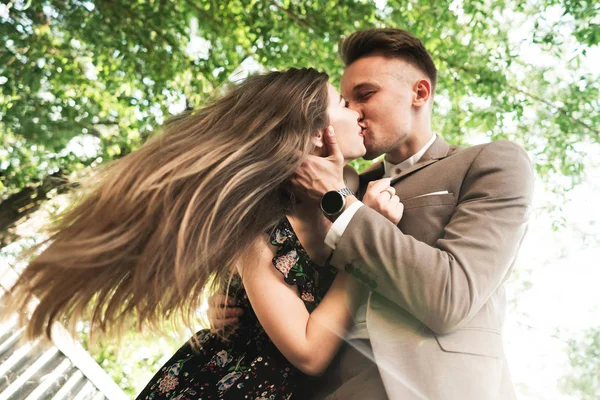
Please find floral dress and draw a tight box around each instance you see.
[137,218,338,400]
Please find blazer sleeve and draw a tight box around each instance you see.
[330,140,534,334]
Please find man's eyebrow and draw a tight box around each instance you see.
[352,82,379,92]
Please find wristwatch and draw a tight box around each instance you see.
[320,188,354,222]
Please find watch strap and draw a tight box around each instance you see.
[337,187,354,198]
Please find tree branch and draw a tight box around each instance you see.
[439,56,600,138]
[268,0,316,32]
[183,0,226,35]
[506,83,599,138]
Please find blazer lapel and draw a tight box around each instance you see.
[360,161,385,181]
[390,135,451,184]
[358,161,385,198]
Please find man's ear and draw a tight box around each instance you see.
[413,79,432,108]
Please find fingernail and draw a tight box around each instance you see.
[328,126,335,136]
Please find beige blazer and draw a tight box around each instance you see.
[331,136,534,400]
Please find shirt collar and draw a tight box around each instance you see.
[383,133,436,178]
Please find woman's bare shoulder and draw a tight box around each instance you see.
[236,234,278,277]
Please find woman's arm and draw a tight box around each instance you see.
[241,237,363,376]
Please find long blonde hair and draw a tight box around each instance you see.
[6,68,330,340]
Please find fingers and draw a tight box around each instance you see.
[378,194,403,225]
[388,195,402,213]
[362,178,404,224]
[376,192,400,208]
[390,200,404,224]
[366,178,392,194]
[364,178,393,205]
[377,186,396,201]
[291,150,346,200]
[208,306,244,319]
[209,317,241,333]
[324,126,344,161]
[207,305,243,330]
[208,294,238,307]
[388,193,401,205]
[289,170,321,201]
[207,294,243,331]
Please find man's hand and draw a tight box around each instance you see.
[363,178,404,225]
[292,126,346,200]
[207,294,244,333]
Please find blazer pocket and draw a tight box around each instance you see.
[402,192,455,210]
[435,328,503,359]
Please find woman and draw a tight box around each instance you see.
[7,68,401,399]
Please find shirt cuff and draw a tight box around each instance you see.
[324,201,364,250]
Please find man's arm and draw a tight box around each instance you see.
[331,140,534,334]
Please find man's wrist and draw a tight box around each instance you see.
[345,195,357,208]
[324,199,364,250]
[323,180,347,195]
[330,196,357,222]
[323,197,357,222]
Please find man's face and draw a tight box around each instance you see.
[341,55,420,160]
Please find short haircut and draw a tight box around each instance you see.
[339,28,437,91]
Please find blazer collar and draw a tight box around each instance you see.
[418,134,450,162]
[390,135,451,183]
[358,135,452,187]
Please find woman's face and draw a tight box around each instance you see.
[325,83,366,162]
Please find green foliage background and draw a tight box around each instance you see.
[560,327,600,400]
[1,0,598,396]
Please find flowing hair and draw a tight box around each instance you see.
[5,68,330,340]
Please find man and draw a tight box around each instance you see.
[210,28,533,399]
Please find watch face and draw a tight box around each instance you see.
[321,191,344,214]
